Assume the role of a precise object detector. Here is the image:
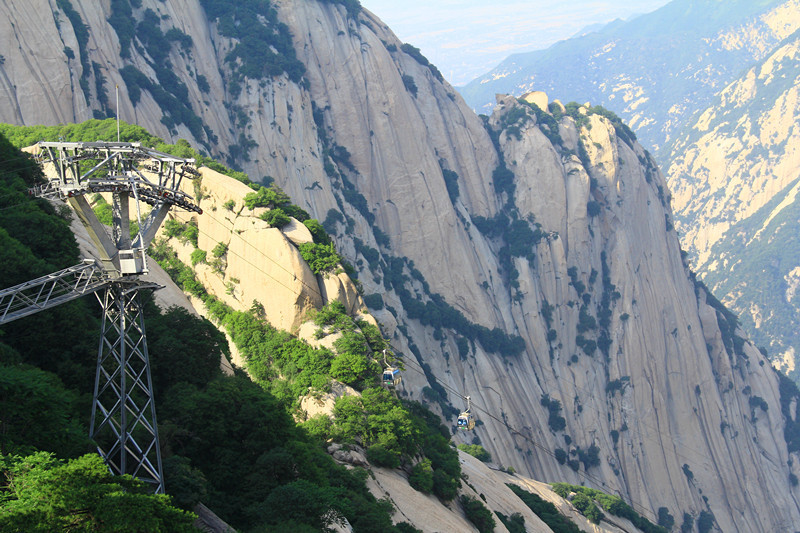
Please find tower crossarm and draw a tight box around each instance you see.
[0,260,109,325]
[32,141,202,214]
[30,141,203,278]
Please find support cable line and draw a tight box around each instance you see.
[396,353,661,523]
[188,205,695,521]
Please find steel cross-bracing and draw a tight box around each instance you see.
[91,281,163,493]
[0,259,107,325]
[0,141,202,493]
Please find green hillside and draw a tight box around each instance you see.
[0,122,457,532]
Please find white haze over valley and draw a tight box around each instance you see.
[360,0,671,85]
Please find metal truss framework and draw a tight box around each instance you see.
[0,141,202,493]
[91,281,163,493]
[33,141,202,278]
[0,260,107,324]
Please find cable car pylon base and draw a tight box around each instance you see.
[90,280,163,493]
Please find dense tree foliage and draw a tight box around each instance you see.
[0,365,91,458]
[244,184,292,210]
[0,131,100,393]
[657,506,676,530]
[401,74,418,97]
[507,483,581,532]
[551,483,667,533]
[221,300,462,501]
[496,511,526,533]
[300,242,344,274]
[243,182,335,234]
[0,452,195,532]
[540,394,567,432]
[260,207,292,228]
[439,160,460,204]
[697,510,716,533]
[778,371,800,453]
[460,495,496,533]
[457,444,492,462]
[0,130,411,531]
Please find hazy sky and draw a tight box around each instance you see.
[359,0,671,85]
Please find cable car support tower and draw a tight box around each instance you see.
[0,141,202,493]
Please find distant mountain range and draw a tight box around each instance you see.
[459,0,792,158]
[666,26,800,381]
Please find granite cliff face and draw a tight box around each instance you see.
[144,167,656,533]
[455,0,800,387]
[2,0,800,530]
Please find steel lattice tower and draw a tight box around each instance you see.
[0,141,202,493]
[92,280,163,491]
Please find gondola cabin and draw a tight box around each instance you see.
[382,367,401,387]
[457,411,475,430]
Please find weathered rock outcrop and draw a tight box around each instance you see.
[366,449,650,532]
[3,1,800,530]
[159,165,368,337]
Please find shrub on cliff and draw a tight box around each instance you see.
[299,242,343,273]
[460,495,496,533]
